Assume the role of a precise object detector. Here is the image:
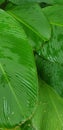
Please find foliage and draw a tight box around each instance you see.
[0,0,63,130]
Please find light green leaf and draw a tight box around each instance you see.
[43,5,63,26]
[32,78,63,130]
[0,9,38,128]
[7,3,51,41]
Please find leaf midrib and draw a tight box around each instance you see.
[7,11,47,41]
[0,63,25,118]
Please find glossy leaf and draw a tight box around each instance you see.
[32,78,63,130]
[43,5,63,26]
[7,3,51,41]
[0,9,38,128]
[36,55,63,97]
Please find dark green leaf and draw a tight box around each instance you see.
[37,5,63,67]
[35,5,63,97]
[0,9,38,128]
[21,120,35,130]
[38,25,63,65]
[0,0,5,5]
[36,55,63,97]
[7,4,51,41]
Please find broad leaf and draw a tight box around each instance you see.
[38,25,63,65]
[43,5,63,26]
[20,24,43,50]
[32,78,63,130]
[35,5,63,96]
[0,9,38,128]
[7,3,51,41]
[41,5,63,65]
[36,55,63,97]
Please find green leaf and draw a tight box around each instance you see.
[6,3,51,41]
[36,55,63,97]
[32,78,63,130]
[21,120,35,130]
[43,5,63,26]
[20,24,44,51]
[38,25,63,65]
[0,9,38,128]
[8,0,63,5]
[35,5,63,97]
[0,0,5,5]
[8,0,53,5]
[37,5,63,65]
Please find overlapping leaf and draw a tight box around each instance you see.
[35,5,63,96]
[7,3,51,41]
[32,78,63,130]
[21,78,63,130]
[41,5,63,65]
[36,55,63,97]
[8,0,53,5]
[43,5,63,26]
[38,25,63,65]
[8,0,63,5]
[0,9,38,128]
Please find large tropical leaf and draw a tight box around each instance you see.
[43,5,63,26]
[38,25,63,65]
[36,55,63,97]
[0,9,38,128]
[6,3,51,41]
[35,5,63,96]
[32,78,63,130]
[40,5,63,65]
